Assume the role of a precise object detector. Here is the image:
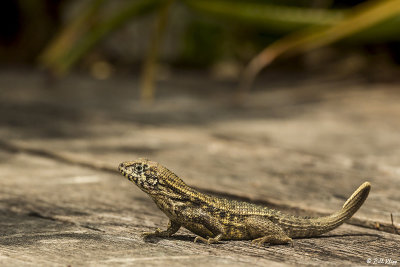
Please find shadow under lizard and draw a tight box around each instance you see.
[118,159,371,246]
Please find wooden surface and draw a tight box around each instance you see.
[0,70,399,266]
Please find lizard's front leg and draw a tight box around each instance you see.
[142,220,181,238]
[180,207,226,244]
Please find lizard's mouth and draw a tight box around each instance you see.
[118,163,126,176]
[118,163,139,184]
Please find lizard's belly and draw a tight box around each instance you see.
[183,223,252,240]
[223,224,252,240]
[183,223,213,238]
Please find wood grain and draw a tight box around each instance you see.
[0,71,399,266]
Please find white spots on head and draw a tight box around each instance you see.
[147,177,158,186]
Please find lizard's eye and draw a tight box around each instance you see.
[135,165,143,172]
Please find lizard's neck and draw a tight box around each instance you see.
[157,180,206,201]
[154,165,218,209]
[157,166,208,200]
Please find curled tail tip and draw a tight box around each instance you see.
[359,181,371,196]
[361,181,371,189]
[358,181,371,196]
[342,181,371,209]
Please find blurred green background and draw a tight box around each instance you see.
[1,0,399,99]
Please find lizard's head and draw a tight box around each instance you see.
[119,159,189,196]
[118,158,161,194]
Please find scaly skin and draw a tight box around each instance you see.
[118,159,371,245]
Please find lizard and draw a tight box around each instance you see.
[118,158,371,245]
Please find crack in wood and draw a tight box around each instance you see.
[27,210,104,232]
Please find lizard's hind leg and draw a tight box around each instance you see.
[246,216,292,246]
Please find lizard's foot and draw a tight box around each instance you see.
[194,236,219,244]
[251,236,292,246]
[251,237,266,247]
[142,228,168,238]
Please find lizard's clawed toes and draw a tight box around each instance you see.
[194,236,218,245]
[251,236,293,246]
[251,238,266,247]
[142,228,162,238]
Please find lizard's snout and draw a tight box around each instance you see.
[118,163,126,174]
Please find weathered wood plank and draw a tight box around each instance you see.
[0,71,399,265]
[1,149,399,266]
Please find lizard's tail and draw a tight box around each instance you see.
[281,182,371,238]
